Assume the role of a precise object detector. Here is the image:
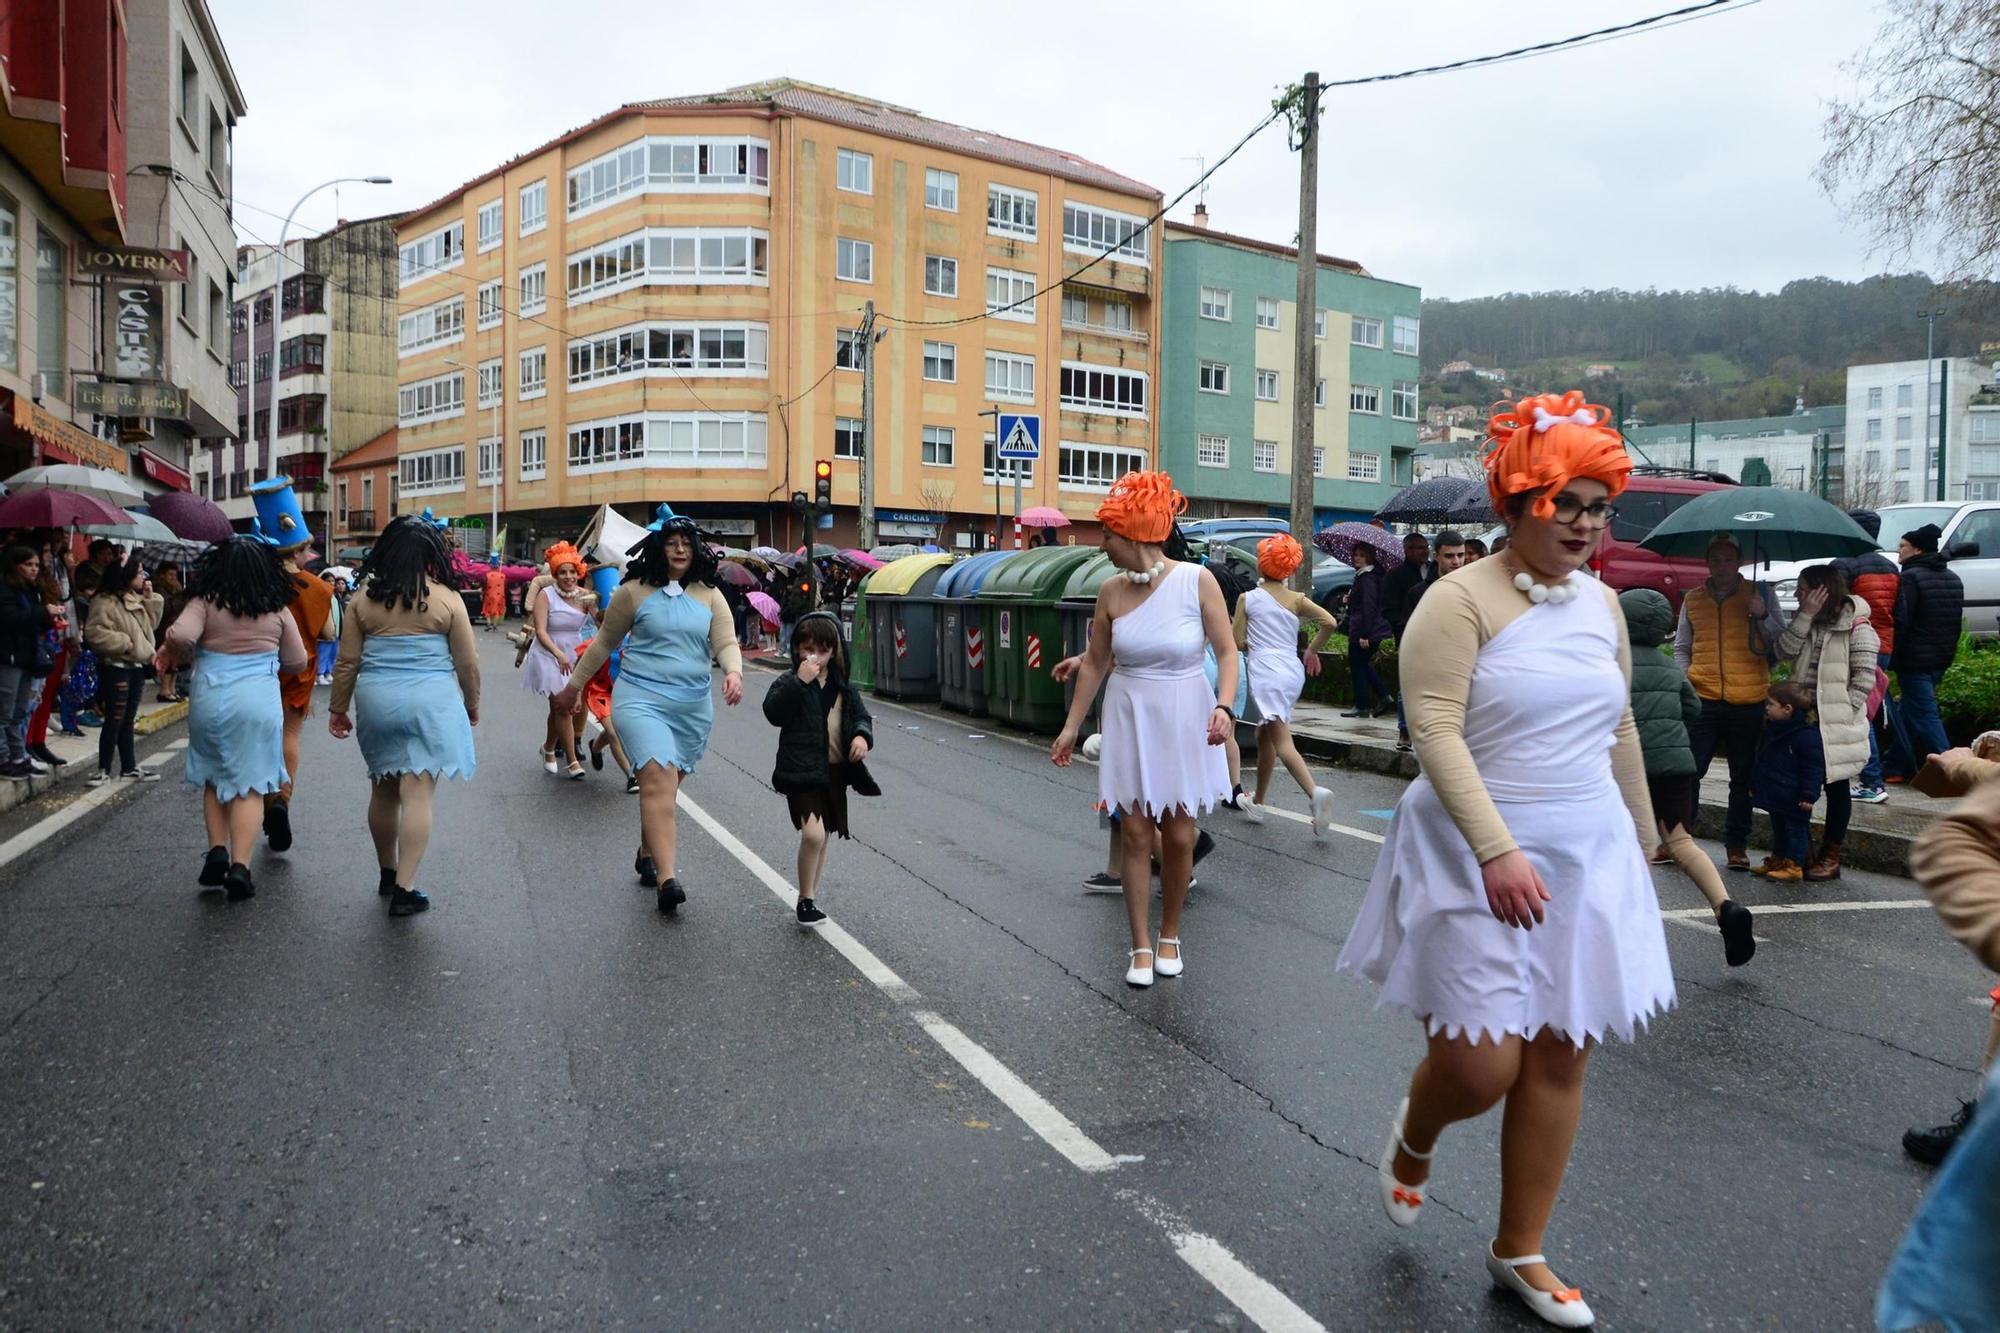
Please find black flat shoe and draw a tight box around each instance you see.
[657,877,686,914]
[388,887,430,917]
[1904,1100,1976,1167]
[1193,829,1216,866]
[223,863,255,901]
[263,799,293,853]
[590,743,605,771]
[198,845,228,887]
[796,897,826,927]
[1718,900,1756,967]
[28,745,65,767]
[635,851,658,887]
[378,867,397,897]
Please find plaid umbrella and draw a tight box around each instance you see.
[1375,476,1480,525]
[1313,522,1405,569]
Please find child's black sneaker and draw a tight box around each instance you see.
[263,798,292,851]
[198,845,228,887]
[388,887,430,917]
[378,866,398,897]
[223,863,255,901]
[795,897,827,928]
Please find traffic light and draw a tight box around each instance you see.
[790,489,809,515]
[814,458,833,514]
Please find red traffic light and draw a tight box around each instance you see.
[814,459,833,482]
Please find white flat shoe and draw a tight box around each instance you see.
[1310,787,1335,838]
[541,747,558,775]
[567,761,587,781]
[1240,799,1266,824]
[1377,1096,1432,1228]
[1154,936,1184,978]
[1486,1248,1594,1328]
[1125,947,1154,988]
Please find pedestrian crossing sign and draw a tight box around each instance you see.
[997,413,1041,460]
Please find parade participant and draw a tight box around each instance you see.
[481,552,507,631]
[1051,471,1236,988]
[576,633,638,795]
[522,541,595,779]
[1751,681,1824,884]
[328,515,479,918]
[763,610,877,928]
[157,538,307,901]
[1338,391,1671,1328]
[562,506,743,914]
[249,477,338,854]
[1777,565,1880,881]
[1341,543,1394,718]
[82,556,164,787]
[1893,522,1964,770]
[1621,588,1754,965]
[510,560,554,666]
[1201,557,1254,813]
[1234,534,1338,832]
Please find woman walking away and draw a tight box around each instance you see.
[1341,543,1394,718]
[522,542,595,778]
[1338,392,1673,1328]
[1051,471,1237,987]
[0,546,61,780]
[764,611,877,927]
[157,539,307,900]
[1235,534,1339,832]
[1620,588,1754,965]
[1777,565,1879,881]
[561,506,742,914]
[1751,682,1825,883]
[83,556,164,787]
[328,515,479,918]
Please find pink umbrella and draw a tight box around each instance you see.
[835,548,882,571]
[716,560,759,588]
[747,590,781,628]
[0,488,130,530]
[1313,522,1404,569]
[1017,506,1070,528]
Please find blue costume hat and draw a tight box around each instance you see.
[487,552,501,567]
[249,476,311,553]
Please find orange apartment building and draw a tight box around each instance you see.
[329,425,396,557]
[390,79,1160,556]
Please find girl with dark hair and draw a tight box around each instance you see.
[329,515,479,917]
[763,610,875,927]
[1775,563,1879,881]
[82,556,163,786]
[157,538,308,900]
[0,545,60,780]
[561,507,742,914]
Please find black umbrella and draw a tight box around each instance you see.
[1443,485,1499,526]
[1374,476,1480,525]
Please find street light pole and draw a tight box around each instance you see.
[978,406,1001,551]
[1919,309,1940,500]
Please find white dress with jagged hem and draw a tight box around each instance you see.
[1096,562,1231,819]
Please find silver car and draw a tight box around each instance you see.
[1745,501,1999,636]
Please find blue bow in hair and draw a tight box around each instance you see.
[419,507,449,531]
[646,503,681,532]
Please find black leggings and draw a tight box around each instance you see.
[1821,780,1852,846]
[98,665,144,775]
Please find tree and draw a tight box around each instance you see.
[918,479,955,546]
[1818,0,2000,283]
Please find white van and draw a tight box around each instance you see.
[1750,501,2000,637]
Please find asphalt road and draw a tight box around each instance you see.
[0,633,1988,1330]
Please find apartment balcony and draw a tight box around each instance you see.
[1059,312,1148,345]
[342,509,376,533]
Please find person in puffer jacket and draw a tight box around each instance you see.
[1775,565,1879,882]
[1833,509,1902,801]
[1620,589,1754,965]
[1895,523,1964,768]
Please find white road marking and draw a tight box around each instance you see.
[677,787,1322,1330]
[0,744,185,873]
[1660,899,1933,919]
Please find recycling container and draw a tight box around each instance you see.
[1055,552,1118,737]
[873,561,953,701]
[976,546,1100,733]
[862,554,953,698]
[848,578,874,691]
[935,550,1020,716]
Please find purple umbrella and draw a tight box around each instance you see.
[716,560,759,588]
[0,488,130,530]
[147,491,236,543]
[1313,522,1404,569]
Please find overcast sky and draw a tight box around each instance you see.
[207,0,1894,302]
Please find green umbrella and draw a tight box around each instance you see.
[1636,486,1877,562]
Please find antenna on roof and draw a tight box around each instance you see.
[1181,156,1208,210]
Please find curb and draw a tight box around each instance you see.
[0,699,189,820]
[135,699,190,737]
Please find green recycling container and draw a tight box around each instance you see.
[848,580,874,691]
[1055,552,1118,738]
[976,546,1100,733]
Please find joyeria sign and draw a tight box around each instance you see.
[101,283,165,380]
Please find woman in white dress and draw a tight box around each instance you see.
[520,540,595,779]
[1232,534,1339,832]
[1335,392,1673,1329]
[1052,472,1237,987]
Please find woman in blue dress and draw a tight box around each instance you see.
[562,507,742,915]
[328,515,480,918]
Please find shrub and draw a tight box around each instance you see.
[1937,632,2000,743]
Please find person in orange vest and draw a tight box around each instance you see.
[1672,535,1787,872]
[248,478,339,854]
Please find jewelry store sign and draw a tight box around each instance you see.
[75,246,190,282]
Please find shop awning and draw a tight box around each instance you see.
[4,392,129,472]
[136,450,191,491]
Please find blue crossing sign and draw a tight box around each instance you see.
[996,413,1041,460]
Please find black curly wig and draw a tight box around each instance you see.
[188,537,296,619]
[360,514,455,612]
[623,514,719,589]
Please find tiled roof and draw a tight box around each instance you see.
[1164,220,1371,277]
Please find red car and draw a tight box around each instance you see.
[1591,468,1736,613]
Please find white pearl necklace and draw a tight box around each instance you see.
[1123,560,1168,585]
[1512,570,1578,605]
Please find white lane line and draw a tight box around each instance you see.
[677,788,1321,1330]
[1660,899,1933,919]
[0,743,185,872]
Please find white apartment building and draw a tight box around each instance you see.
[1845,357,1995,505]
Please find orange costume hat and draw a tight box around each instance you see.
[1095,471,1187,544]
[1483,391,1632,520]
[542,541,585,574]
[1256,533,1304,581]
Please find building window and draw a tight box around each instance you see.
[1391,380,1419,420]
[519,429,547,480]
[1895,415,1913,441]
[519,346,547,399]
[253,351,271,382]
[566,411,769,472]
[1351,315,1383,348]
[925,167,958,212]
[34,232,63,380]
[924,255,958,298]
[207,105,228,189]
[922,425,955,467]
[477,358,503,407]
[1866,386,1883,410]
[179,246,199,327]
[1866,417,1883,442]
[565,227,770,301]
[1061,290,1089,326]
[1100,298,1133,333]
[1895,447,1912,470]
[518,263,546,315]
[1252,439,1278,473]
[1897,383,1914,409]
[981,434,1033,483]
[566,322,770,383]
[1197,434,1230,467]
[836,148,873,195]
[565,136,772,216]
[178,43,198,129]
[1351,383,1382,414]
[988,184,1038,239]
[986,267,1036,321]
[399,221,464,286]
[1060,362,1148,418]
[1392,316,1420,356]
[1255,297,1281,330]
[399,445,465,495]
[1063,202,1148,264]
[1058,441,1147,490]
[1254,369,1279,401]
[478,436,503,484]
[477,281,503,330]
[1348,451,1381,482]
[1199,286,1232,321]
[834,416,864,460]
[397,371,465,425]
[519,180,547,236]
[836,237,872,283]
[1198,361,1230,395]
[278,334,326,375]
[1314,310,1327,339]
[281,273,325,317]
[397,296,464,355]
[1314,379,1328,408]
[922,340,956,382]
[984,351,1035,403]
[835,329,863,371]
[1314,447,1327,476]
[477,199,504,252]
[1894,480,1910,503]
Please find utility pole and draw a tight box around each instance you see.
[858,300,879,550]
[1287,72,1320,595]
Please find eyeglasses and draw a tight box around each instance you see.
[1550,497,1619,526]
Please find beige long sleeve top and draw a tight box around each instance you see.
[1910,760,2000,973]
[329,579,481,716]
[1232,580,1339,653]
[83,590,165,665]
[162,600,309,674]
[571,578,743,686]
[1400,557,1654,864]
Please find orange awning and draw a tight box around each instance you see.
[5,392,129,472]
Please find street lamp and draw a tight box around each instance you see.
[1918,309,1941,500]
[443,356,501,557]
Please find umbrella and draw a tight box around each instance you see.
[836,548,883,571]
[1636,486,1877,563]
[0,488,130,530]
[747,590,781,628]
[1017,506,1071,529]
[146,491,235,543]
[798,543,839,560]
[3,462,146,508]
[716,560,760,588]
[79,511,189,547]
[918,544,945,554]
[749,545,783,560]
[769,551,807,569]
[1444,486,1499,526]
[1375,477,1479,526]
[870,543,921,562]
[1313,521,1405,569]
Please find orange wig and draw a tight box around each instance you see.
[543,541,585,574]
[1096,471,1187,544]
[1257,533,1304,581]
[1484,391,1632,521]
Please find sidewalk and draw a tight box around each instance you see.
[0,693,189,817]
[1284,699,1945,877]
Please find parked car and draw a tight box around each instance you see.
[1751,501,2000,637]
[1183,520,1356,619]
[1590,467,1737,613]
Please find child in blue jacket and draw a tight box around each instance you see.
[1752,680,1824,882]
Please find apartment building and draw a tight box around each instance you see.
[330,426,397,554]
[1845,356,1997,505]
[1625,402,1845,491]
[391,78,1161,556]
[1159,214,1420,525]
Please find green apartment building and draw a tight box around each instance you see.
[1160,218,1421,525]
